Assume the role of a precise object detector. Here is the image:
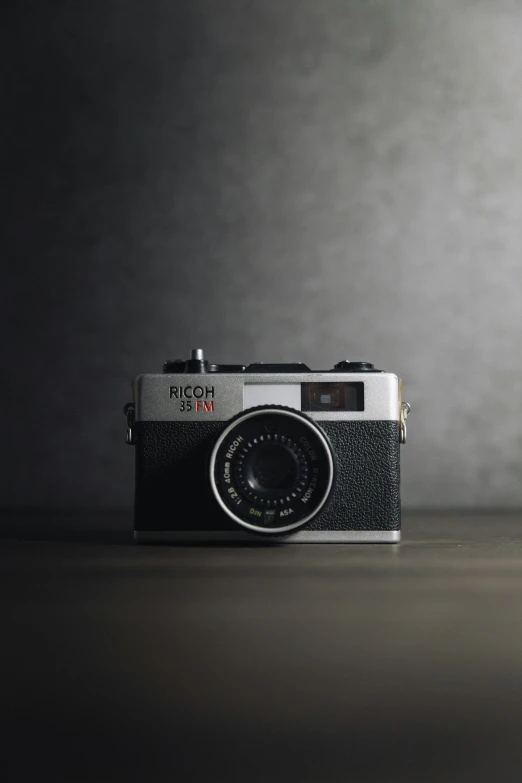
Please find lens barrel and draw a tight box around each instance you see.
[210,406,335,534]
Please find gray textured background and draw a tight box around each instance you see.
[3,0,522,509]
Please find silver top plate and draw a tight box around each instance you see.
[134,372,400,422]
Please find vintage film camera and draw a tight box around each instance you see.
[125,349,410,543]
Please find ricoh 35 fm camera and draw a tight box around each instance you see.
[124,349,410,543]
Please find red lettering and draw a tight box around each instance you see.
[195,400,202,412]
[203,401,214,412]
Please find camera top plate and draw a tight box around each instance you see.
[134,349,402,424]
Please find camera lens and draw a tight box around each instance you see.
[238,436,308,506]
[243,441,300,494]
[210,407,334,534]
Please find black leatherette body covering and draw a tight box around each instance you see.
[134,420,400,532]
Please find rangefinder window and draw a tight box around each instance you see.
[301,382,364,412]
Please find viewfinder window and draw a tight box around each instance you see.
[301,382,364,412]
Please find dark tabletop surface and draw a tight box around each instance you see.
[2,509,522,782]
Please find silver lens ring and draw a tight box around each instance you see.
[209,407,335,534]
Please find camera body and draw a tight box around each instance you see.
[125,349,409,543]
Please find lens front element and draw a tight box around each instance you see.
[210,407,334,534]
[242,440,302,495]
